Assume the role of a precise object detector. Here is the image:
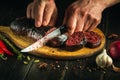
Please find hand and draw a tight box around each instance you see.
[27,0,57,27]
[63,0,107,35]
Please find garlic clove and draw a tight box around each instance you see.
[96,49,113,68]
[106,56,113,67]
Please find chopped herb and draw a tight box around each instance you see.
[27,56,31,61]
[23,61,29,65]
[34,59,40,63]
[0,54,7,60]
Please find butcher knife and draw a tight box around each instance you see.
[21,25,67,52]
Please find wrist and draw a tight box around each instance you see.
[101,0,120,8]
[34,0,55,2]
[93,0,120,11]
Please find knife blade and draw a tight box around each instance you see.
[21,25,67,52]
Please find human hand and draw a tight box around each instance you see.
[63,0,107,35]
[26,0,57,27]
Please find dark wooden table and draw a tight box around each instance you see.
[0,1,120,80]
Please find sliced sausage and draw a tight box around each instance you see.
[65,32,87,51]
[84,31,101,48]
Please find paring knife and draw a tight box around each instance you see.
[21,25,67,52]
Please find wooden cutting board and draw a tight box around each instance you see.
[0,26,105,59]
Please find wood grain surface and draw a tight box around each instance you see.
[0,26,105,59]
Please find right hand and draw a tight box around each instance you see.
[26,0,58,27]
[63,0,105,35]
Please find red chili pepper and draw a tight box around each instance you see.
[0,47,4,54]
[0,40,13,56]
[0,47,7,60]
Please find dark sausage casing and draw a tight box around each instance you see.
[10,18,56,41]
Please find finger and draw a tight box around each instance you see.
[48,10,57,26]
[42,6,55,26]
[66,15,77,35]
[31,4,35,19]
[87,19,100,31]
[63,11,67,25]
[63,7,78,35]
[83,15,91,31]
[27,3,32,18]
[35,1,45,27]
[75,15,85,32]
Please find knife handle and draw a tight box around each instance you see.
[59,25,67,34]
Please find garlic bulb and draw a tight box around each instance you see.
[96,49,113,68]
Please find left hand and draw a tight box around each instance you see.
[26,0,57,27]
[63,0,106,35]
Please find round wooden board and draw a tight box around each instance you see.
[0,26,105,59]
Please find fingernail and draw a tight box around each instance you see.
[68,31,73,35]
[35,21,41,27]
[43,21,47,26]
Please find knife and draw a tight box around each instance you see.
[21,25,67,52]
